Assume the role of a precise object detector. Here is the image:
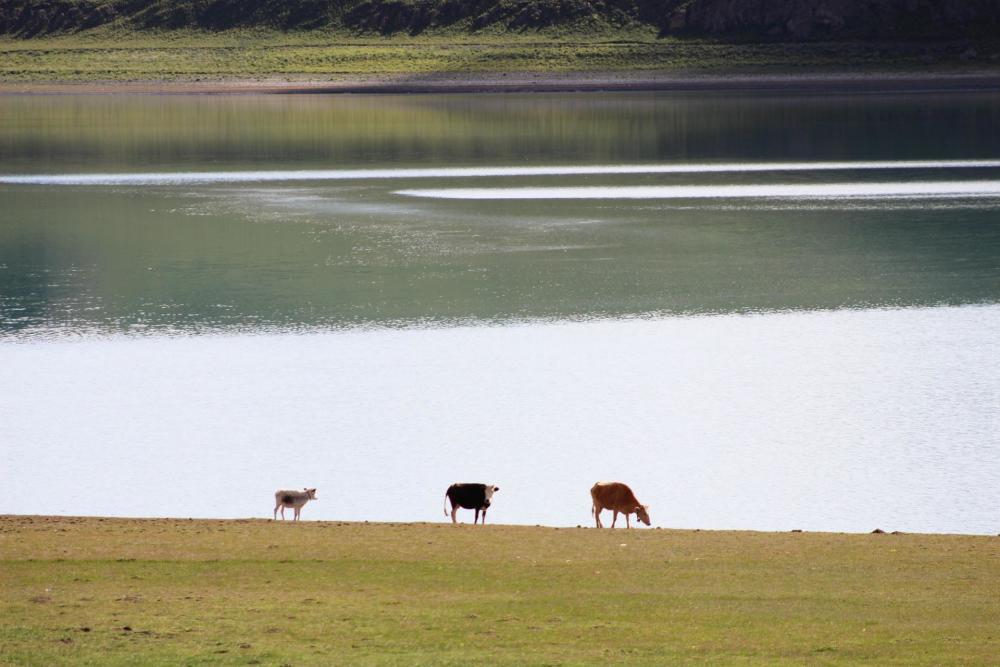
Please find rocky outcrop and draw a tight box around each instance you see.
[664,0,1000,40]
[0,0,119,36]
[343,0,643,34]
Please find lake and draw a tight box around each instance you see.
[1,92,998,533]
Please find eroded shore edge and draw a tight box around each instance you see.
[4,71,1000,95]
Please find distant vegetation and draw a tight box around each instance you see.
[3,0,999,39]
[2,0,998,82]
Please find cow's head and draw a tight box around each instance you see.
[634,504,650,526]
[483,485,499,508]
[304,488,317,499]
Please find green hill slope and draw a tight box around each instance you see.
[3,0,999,38]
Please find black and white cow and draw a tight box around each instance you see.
[443,483,499,524]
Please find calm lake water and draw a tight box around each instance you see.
[1,92,998,533]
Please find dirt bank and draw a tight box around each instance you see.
[3,70,1000,95]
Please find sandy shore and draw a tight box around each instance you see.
[3,70,1000,95]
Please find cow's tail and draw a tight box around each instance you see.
[443,490,449,517]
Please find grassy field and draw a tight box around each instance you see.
[1,516,998,665]
[2,28,998,82]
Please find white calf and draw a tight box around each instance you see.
[273,488,317,520]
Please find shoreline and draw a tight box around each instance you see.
[2,515,994,536]
[3,70,1000,95]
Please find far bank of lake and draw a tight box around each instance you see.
[2,27,1000,87]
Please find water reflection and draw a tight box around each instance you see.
[3,92,999,340]
[3,92,1000,172]
[397,180,1000,199]
[4,168,1000,339]
[5,159,1000,185]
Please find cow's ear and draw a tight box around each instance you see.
[494,486,500,492]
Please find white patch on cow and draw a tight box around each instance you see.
[485,485,498,501]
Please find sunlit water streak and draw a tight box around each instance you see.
[3,306,997,534]
[3,160,1000,185]
[397,180,1000,200]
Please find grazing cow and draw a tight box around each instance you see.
[443,483,499,524]
[591,482,650,528]
[273,488,317,521]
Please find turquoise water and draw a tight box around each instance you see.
[2,92,1000,337]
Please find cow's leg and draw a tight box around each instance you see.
[474,507,481,524]
[481,508,487,525]
[450,505,458,524]
[294,506,301,521]
[625,513,631,529]
[594,505,603,528]
[280,506,286,520]
[611,510,619,528]
[273,504,279,520]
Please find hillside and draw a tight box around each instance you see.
[3,0,999,39]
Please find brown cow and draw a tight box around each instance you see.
[590,482,650,528]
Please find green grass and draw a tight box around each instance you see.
[1,28,998,82]
[2,516,998,665]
